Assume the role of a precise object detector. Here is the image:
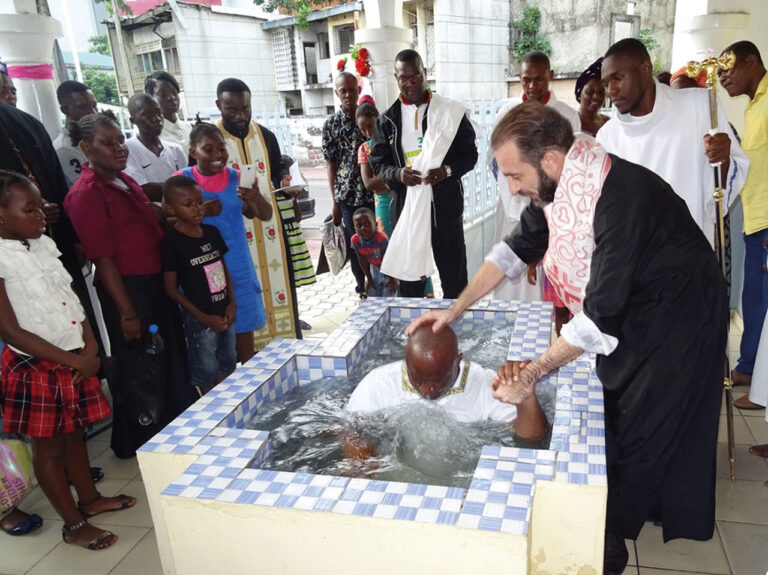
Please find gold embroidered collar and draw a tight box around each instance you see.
[401,361,470,399]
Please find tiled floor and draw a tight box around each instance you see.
[2,272,766,574]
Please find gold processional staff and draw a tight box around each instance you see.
[686,51,736,480]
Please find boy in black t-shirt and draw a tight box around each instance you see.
[162,175,237,394]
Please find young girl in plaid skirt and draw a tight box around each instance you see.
[0,171,135,550]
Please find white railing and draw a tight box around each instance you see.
[254,101,504,225]
[462,99,506,223]
[255,107,295,158]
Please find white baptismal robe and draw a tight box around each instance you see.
[597,82,749,247]
[490,93,579,301]
[345,360,518,423]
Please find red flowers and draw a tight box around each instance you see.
[337,45,371,78]
[351,45,372,77]
[355,58,371,77]
[258,161,265,170]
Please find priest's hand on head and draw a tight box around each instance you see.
[703,133,731,166]
[405,308,458,335]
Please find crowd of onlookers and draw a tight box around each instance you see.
[0,34,765,560]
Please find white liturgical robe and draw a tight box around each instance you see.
[597,81,749,247]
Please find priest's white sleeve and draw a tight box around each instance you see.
[560,311,619,356]
[484,241,528,280]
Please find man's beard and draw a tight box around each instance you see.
[222,117,250,139]
[532,163,558,207]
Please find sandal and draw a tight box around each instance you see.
[78,494,136,519]
[0,511,43,536]
[62,519,116,551]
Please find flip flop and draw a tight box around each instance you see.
[78,494,136,519]
[1,513,43,536]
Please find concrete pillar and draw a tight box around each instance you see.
[0,11,63,138]
[671,0,764,136]
[356,0,412,107]
[416,3,427,63]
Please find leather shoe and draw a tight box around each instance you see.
[734,395,763,410]
[604,532,628,575]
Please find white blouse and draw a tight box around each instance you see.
[0,235,85,353]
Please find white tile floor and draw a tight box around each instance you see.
[2,273,766,575]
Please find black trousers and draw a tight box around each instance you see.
[398,183,468,299]
[97,274,196,458]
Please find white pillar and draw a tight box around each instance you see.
[0,11,63,138]
[356,0,411,108]
[416,3,427,60]
[671,0,766,136]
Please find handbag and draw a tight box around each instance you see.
[320,214,347,276]
[0,439,33,516]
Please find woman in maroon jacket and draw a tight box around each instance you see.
[64,112,196,459]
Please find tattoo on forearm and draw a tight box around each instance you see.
[530,337,583,379]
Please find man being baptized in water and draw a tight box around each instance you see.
[342,323,548,460]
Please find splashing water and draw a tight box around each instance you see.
[244,317,555,488]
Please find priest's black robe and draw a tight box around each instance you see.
[506,155,728,542]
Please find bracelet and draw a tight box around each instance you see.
[120,316,137,322]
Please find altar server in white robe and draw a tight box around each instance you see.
[597,38,749,248]
[491,51,579,301]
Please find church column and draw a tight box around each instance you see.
[0,0,63,138]
[356,0,412,107]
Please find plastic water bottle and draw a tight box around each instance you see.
[146,324,164,355]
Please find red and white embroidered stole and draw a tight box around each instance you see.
[542,135,611,314]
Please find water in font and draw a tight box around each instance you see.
[245,317,555,488]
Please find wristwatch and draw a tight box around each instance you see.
[444,165,452,179]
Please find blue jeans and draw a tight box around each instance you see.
[183,312,237,388]
[736,228,768,375]
[340,200,374,294]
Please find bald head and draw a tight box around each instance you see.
[405,324,462,400]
